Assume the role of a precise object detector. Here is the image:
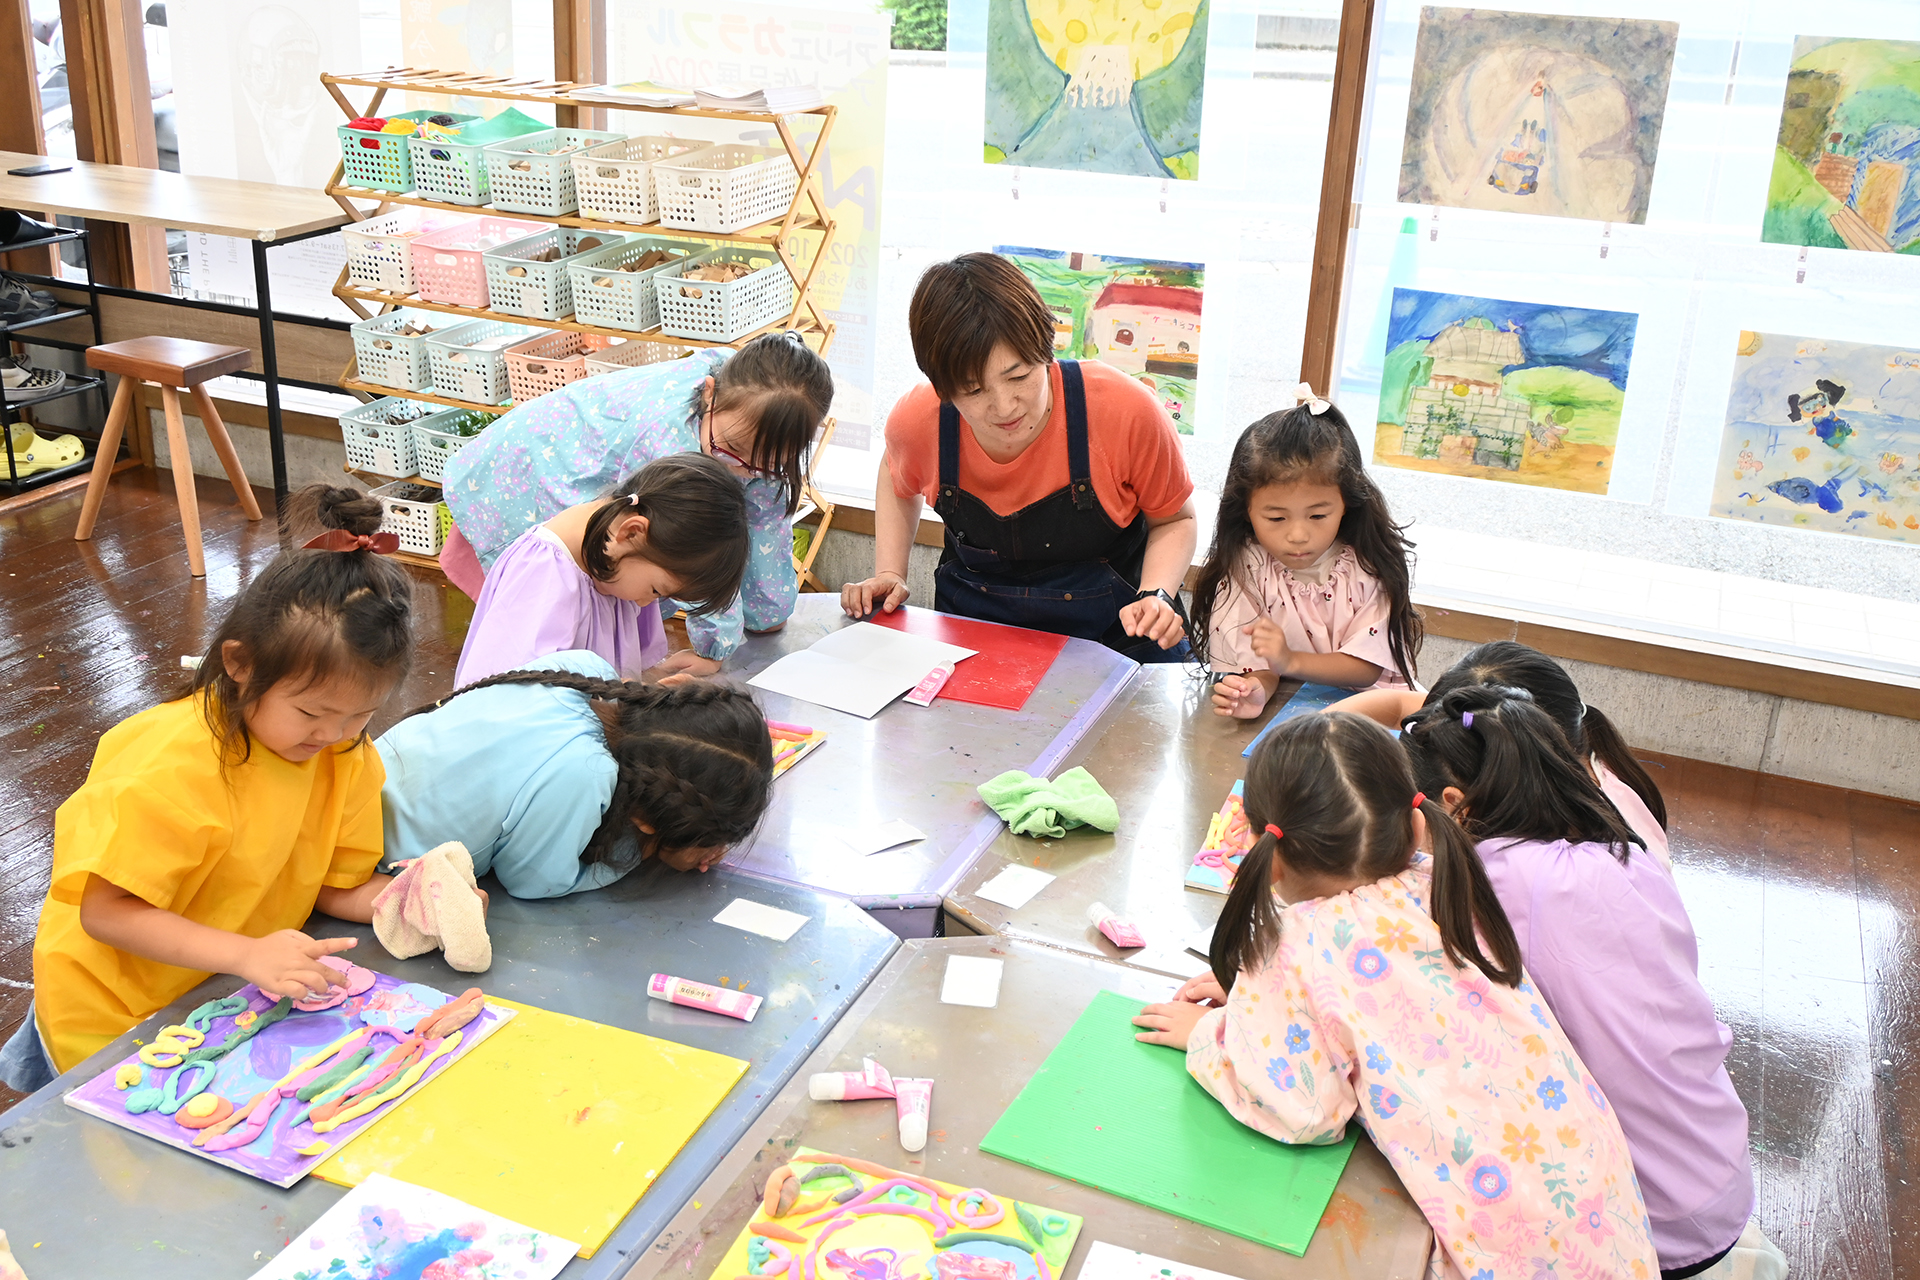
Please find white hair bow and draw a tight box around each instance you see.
[1293,383,1330,415]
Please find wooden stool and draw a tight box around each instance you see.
[75,337,263,578]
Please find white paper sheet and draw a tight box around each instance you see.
[713,898,811,942]
[1187,926,1217,959]
[748,623,976,719]
[939,956,1005,1008]
[975,864,1056,909]
[835,819,928,856]
[1076,1241,1249,1280]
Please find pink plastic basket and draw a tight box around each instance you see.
[409,216,545,307]
[503,330,620,402]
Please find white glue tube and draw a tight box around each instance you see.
[894,1077,933,1152]
[809,1057,897,1101]
[1087,901,1146,949]
[647,973,763,1022]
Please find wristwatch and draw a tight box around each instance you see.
[1134,587,1179,610]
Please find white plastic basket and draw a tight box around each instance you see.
[653,143,800,233]
[481,128,626,217]
[338,396,431,477]
[503,331,624,402]
[567,238,695,332]
[337,111,477,193]
[407,125,527,206]
[410,216,546,307]
[426,319,541,405]
[482,227,623,321]
[653,248,794,342]
[351,310,446,392]
[371,480,453,556]
[342,208,466,295]
[410,407,500,483]
[582,338,696,377]
[572,135,708,225]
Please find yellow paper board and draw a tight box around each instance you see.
[312,998,747,1257]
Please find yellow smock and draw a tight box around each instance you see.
[31,696,384,1073]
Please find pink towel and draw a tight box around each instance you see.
[372,842,492,973]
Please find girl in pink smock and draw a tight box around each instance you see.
[454,453,748,688]
[1135,712,1658,1280]
[1402,686,1784,1280]
[1190,386,1422,720]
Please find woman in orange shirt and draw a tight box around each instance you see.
[841,253,1197,661]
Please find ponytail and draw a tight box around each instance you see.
[581,452,748,615]
[1420,795,1522,986]
[1210,825,1285,993]
[1580,703,1668,829]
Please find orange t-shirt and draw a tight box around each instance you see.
[884,361,1193,527]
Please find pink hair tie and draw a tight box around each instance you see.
[302,529,399,554]
[1263,823,1283,840]
[1411,792,1425,809]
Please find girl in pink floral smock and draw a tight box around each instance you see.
[1136,712,1658,1280]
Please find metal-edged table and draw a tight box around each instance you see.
[724,597,1139,936]
[0,863,898,1279]
[626,936,1436,1280]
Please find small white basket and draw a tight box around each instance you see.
[653,143,800,233]
[567,238,696,332]
[338,396,431,476]
[583,338,697,377]
[482,227,623,321]
[572,135,708,225]
[426,319,541,405]
[370,480,453,556]
[342,208,465,295]
[653,248,794,342]
[410,407,500,483]
[483,128,627,217]
[407,123,542,206]
[410,216,546,308]
[351,310,446,392]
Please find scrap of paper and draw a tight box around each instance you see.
[713,898,810,942]
[836,819,927,856]
[248,1173,576,1280]
[940,955,1005,1008]
[1077,1241,1249,1280]
[976,864,1056,909]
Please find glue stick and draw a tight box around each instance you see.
[647,973,762,1022]
[808,1056,896,1101]
[1087,901,1146,949]
[894,1078,933,1152]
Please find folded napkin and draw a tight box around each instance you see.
[372,841,492,973]
[978,766,1118,839]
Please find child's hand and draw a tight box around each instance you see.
[1132,999,1209,1049]
[1174,972,1229,1006]
[1118,594,1186,649]
[1243,616,1290,668]
[1210,673,1270,719]
[648,651,723,680]
[240,931,359,1001]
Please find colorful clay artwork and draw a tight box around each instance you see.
[1185,781,1250,895]
[64,971,511,1188]
[770,720,828,778]
[710,1149,1083,1280]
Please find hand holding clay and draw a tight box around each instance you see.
[1210,673,1269,719]
[1118,594,1185,649]
[1243,615,1290,667]
[1132,998,1209,1050]
[240,931,358,1001]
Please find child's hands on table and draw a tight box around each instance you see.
[1132,999,1210,1050]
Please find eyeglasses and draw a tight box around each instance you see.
[706,404,773,476]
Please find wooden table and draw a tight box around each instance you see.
[627,936,1436,1280]
[0,151,351,502]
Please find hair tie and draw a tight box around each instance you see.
[302,529,400,554]
[626,493,640,506]
[1461,711,1475,729]
[1411,792,1425,809]
[1263,823,1283,840]
[1291,382,1330,416]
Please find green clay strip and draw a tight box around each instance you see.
[298,1046,375,1101]
[1014,1202,1045,1246]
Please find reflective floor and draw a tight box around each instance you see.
[2,468,1914,1277]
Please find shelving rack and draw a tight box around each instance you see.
[0,227,115,497]
[317,67,841,585]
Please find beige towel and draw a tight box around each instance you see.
[372,842,492,973]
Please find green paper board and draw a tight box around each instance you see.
[980,989,1357,1256]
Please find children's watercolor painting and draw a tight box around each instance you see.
[1709,331,1920,544]
[1399,7,1678,224]
[247,1173,575,1280]
[1377,287,1638,496]
[996,246,1204,434]
[1765,37,1920,254]
[984,0,1207,179]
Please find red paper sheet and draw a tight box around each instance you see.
[866,607,1069,711]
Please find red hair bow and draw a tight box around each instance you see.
[303,529,401,554]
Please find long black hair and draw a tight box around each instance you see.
[691,331,834,515]
[1400,684,1644,865]
[1188,403,1421,685]
[1426,640,1667,829]
[581,452,748,615]
[1212,711,1521,992]
[402,672,774,869]
[179,485,413,764]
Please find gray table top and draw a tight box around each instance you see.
[621,936,1434,1280]
[946,666,1304,978]
[722,596,1138,908]
[0,863,899,1280]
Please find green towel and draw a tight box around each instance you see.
[978,767,1118,839]
[445,107,550,145]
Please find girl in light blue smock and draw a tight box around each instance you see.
[441,333,835,674]
[374,650,775,898]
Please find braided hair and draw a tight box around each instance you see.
[402,671,774,870]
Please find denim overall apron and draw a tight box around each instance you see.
[930,361,1190,663]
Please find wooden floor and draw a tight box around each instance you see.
[2,468,1915,1276]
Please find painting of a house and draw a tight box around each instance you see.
[998,246,1204,433]
[1764,37,1920,254]
[1377,288,1638,495]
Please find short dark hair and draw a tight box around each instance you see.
[704,331,835,516]
[908,252,1056,401]
[582,452,748,616]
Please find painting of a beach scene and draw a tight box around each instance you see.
[1764,37,1920,254]
[1710,331,1920,544]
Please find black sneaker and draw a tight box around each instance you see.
[0,274,56,322]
